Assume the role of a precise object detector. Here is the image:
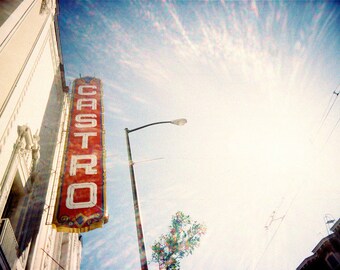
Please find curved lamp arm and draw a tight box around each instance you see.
[127,118,187,133]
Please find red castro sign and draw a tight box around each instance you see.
[53,77,107,233]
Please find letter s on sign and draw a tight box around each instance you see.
[75,114,97,128]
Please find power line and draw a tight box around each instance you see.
[314,83,340,139]
[324,113,340,147]
[41,248,65,270]
[253,190,300,270]
[264,197,285,231]
[321,83,340,147]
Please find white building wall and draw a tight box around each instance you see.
[0,0,51,107]
[0,0,56,181]
[0,1,82,269]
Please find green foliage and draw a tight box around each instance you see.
[151,211,206,270]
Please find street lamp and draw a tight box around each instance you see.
[125,118,187,270]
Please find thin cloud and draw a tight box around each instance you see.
[59,1,340,269]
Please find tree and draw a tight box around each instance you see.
[151,211,206,270]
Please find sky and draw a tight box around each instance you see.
[58,1,339,269]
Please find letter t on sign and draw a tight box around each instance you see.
[74,132,97,149]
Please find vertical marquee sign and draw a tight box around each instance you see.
[53,77,107,233]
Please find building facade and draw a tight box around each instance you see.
[297,219,340,270]
[0,0,81,269]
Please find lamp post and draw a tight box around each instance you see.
[125,118,187,270]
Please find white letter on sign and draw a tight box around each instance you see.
[75,114,97,128]
[70,155,97,176]
[77,98,97,110]
[78,85,97,95]
[74,132,97,149]
[66,183,97,209]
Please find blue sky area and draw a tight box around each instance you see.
[58,1,339,269]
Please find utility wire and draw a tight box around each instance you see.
[259,85,340,261]
[253,190,300,270]
[324,114,340,147]
[264,197,285,231]
[322,83,340,147]
[314,83,340,139]
[41,248,65,270]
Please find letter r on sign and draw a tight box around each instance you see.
[70,155,97,176]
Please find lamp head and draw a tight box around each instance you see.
[171,118,187,126]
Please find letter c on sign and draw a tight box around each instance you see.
[78,85,97,95]
[66,183,97,209]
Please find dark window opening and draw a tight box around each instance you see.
[1,172,25,240]
[326,254,340,269]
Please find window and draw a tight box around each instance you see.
[1,171,25,239]
[326,253,340,270]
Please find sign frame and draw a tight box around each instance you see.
[53,77,107,233]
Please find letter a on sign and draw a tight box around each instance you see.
[53,77,107,233]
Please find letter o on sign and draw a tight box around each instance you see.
[66,183,97,209]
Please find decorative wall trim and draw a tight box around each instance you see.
[0,18,55,156]
[40,0,53,14]
[0,125,40,218]
[16,125,40,191]
[0,0,37,52]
